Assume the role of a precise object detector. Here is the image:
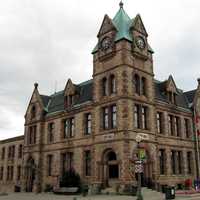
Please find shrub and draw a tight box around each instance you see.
[60,169,81,188]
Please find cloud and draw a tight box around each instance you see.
[0,0,200,139]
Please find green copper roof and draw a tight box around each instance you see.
[92,6,133,53]
[112,6,133,42]
[92,4,154,54]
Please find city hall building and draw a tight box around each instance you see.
[1,2,200,193]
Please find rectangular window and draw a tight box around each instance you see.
[18,145,23,158]
[1,147,5,160]
[64,118,75,138]
[157,112,163,134]
[134,104,140,129]
[61,152,74,174]
[111,105,117,129]
[141,106,147,130]
[187,152,192,174]
[0,167,3,180]
[12,146,15,158]
[61,153,67,175]
[103,107,109,130]
[47,155,53,176]
[134,104,148,130]
[102,105,117,130]
[48,122,55,143]
[177,151,182,174]
[7,166,9,180]
[171,150,176,174]
[8,146,11,159]
[159,149,165,175]
[102,78,107,96]
[17,166,21,181]
[8,146,15,159]
[174,117,180,137]
[85,150,91,176]
[184,119,190,138]
[168,115,173,136]
[67,152,73,170]
[85,113,92,135]
[28,126,37,145]
[10,166,13,180]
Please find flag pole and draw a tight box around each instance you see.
[193,107,200,180]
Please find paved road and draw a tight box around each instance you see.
[0,193,200,200]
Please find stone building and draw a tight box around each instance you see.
[0,2,200,193]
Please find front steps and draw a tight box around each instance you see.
[142,187,164,200]
[101,187,164,199]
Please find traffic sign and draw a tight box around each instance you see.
[135,163,144,173]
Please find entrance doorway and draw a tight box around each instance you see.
[25,157,36,192]
[102,150,119,187]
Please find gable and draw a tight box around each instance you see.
[25,84,45,119]
[132,14,148,37]
[166,75,178,93]
[97,14,116,37]
[64,79,76,96]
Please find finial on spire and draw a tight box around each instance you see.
[119,1,124,8]
[34,82,38,89]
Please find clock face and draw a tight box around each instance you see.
[101,37,112,51]
[136,36,146,50]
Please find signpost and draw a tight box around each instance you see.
[135,133,149,200]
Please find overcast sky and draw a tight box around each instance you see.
[0,0,200,140]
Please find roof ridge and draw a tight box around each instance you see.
[184,89,196,94]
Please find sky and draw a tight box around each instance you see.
[0,0,200,140]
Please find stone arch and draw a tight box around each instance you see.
[101,148,120,187]
[25,157,36,192]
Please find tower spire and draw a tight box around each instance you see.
[119,0,124,8]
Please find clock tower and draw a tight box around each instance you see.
[92,2,154,103]
[92,2,156,186]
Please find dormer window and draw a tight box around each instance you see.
[31,105,36,119]
[64,79,76,109]
[65,95,74,108]
[69,95,74,106]
[167,91,176,104]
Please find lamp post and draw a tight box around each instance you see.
[135,133,149,200]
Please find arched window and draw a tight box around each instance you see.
[110,75,116,94]
[141,77,146,96]
[31,105,36,119]
[106,151,119,179]
[102,77,107,96]
[134,74,140,95]
[107,151,117,161]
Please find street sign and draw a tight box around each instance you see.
[135,163,144,173]
[134,160,144,173]
[136,133,149,141]
[139,149,146,161]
